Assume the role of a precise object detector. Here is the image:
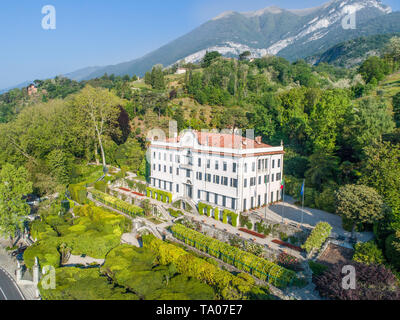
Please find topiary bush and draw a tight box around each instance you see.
[353,241,385,265]
[302,222,332,254]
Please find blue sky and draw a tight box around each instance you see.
[0,0,399,89]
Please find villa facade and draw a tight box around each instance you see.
[148,130,284,216]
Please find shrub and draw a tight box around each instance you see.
[90,189,144,217]
[68,184,87,204]
[308,260,328,276]
[198,202,212,217]
[313,262,400,300]
[302,222,332,254]
[170,224,296,288]
[146,187,172,203]
[39,267,139,300]
[94,180,107,193]
[385,231,400,269]
[101,244,216,300]
[142,235,271,299]
[353,241,385,265]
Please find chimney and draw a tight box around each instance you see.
[255,136,262,145]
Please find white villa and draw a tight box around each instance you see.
[148,130,284,216]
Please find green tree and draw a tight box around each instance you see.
[359,56,387,84]
[353,241,385,265]
[360,141,400,216]
[72,85,121,170]
[393,92,400,128]
[345,98,395,154]
[201,51,222,68]
[335,184,385,237]
[0,164,32,245]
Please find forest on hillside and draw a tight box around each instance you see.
[0,37,400,278]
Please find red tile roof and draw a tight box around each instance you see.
[165,131,273,149]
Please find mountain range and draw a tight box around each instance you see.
[3,0,400,92]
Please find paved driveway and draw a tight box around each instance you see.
[0,268,24,300]
[254,196,374,242]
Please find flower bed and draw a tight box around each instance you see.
[272,239,303,252]
[239,228,266,239]
[90,189,144,217]
[119,187,145,197]
[170,224,296,288]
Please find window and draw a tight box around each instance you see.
[251,197,254,209]
[206,174,211,182]
[214,194,218,205]
[258,195,261,207]
[153,164,155,171]
[176,168,179,176]
[206,192,210,202]
[233,179,238,188]
[262,159,265,170]
[186,170,190,178]
[231,198,236,210]
[258,176,262,185]
[213,175,216,183]
[244,179,247,188]
[164,165,166,173]
[233,163,237,173]
[243,199,247,211]
[272,160,275,169]
[264,175,268,183]
[271,174,275,182]
[170,183,172,192]
[278,159,281,168]
[222,196,226,207]
[175,155,180,164]
[258,160,261,170]
[216,175,220,184]
[198,190,201,199]
[207,159,210,169]
[244,163,248,173]
[198,158,201,167]
[223,177,228,186]
[223,162,227,171]
[153,152,156,158]
[252,162,255,172]
[215,161,219,170]
[271,192,274,202]
[176,184,179,193]
[158,164,161,171]
[265,159,268,170]
[169,166,172,174]
[277,173,281,181]
[277,190,280,201]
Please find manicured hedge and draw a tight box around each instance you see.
[170,224,296,288]
[168,208,183,218]
[90,189,144,217]
[146,187,172,203]
[142,235,271,300]
[198,204,238,227]
[302,222,332,254]
[94,180,108,193]
[223,209,238,227]
[198,203,213,217]
[68,184,88,204]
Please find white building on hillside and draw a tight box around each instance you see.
[148,130,284,216]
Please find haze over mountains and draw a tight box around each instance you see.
[3,0,400,92]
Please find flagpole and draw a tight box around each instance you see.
[301,179,305,227]
[281,184,285,224]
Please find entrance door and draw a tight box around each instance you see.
[186,185,193,199]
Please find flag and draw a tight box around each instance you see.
[280,178,285,190]
[300,180,305,196]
